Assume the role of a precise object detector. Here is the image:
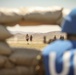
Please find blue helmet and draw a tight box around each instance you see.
[62,8,76,34]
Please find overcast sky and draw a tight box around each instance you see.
[0,0,76,9]
[0,0,76,33]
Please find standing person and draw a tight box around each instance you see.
[43,36,46,44]
[41,8,76,75]
[26,34,29,44]
[60,35,64,40]
[30,35,33,42]
[52,35,57,42]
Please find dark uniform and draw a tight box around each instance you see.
[26,34,29,42]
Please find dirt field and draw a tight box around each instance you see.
[7,40,47,50]
[6,31,66,51]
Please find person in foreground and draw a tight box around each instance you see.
[42,8,76,75]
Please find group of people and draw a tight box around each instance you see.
[26,34,33,42]
[41,8,76,75]
[44,35,64,44]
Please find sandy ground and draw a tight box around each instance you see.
[7,40,47,50]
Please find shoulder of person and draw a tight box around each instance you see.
[42,40,73,55]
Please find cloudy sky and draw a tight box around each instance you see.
[0,0,76,33]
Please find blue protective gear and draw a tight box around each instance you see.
[42,40,76,75]
[62,8,76,34]
[42,8,76,75]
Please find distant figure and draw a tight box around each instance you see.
[52,35,56,41]
[30,35,33,42]
[47,39,52,44]
[60,36,64,40]
[26,34,29,43]
[43,36,47,44]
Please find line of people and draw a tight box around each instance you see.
[43,35,64,44]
